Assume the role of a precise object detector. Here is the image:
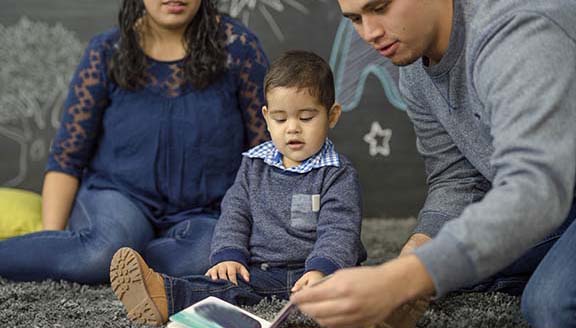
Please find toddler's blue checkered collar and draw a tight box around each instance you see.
[243,139,340,173]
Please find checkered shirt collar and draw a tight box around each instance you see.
[243,139,340,173]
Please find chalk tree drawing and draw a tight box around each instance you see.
[0,18,83,186]
[218,0,326,41]
[329,19,406,112]
[364,121,392,157]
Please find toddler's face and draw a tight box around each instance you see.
[263,87,340,168]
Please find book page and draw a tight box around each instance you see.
[169,296,271,328]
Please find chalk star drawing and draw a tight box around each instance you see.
[0,18,83,186]
[218,0,325,41]
[363,122,392,157]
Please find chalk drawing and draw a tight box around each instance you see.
[0,18,83,186]
[218,0,326,41]
[328,19,407,157]
[363,121,392,157]
[329,19,407,112]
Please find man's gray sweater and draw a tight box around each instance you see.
[210,155,366,275]
[401,0,576,296]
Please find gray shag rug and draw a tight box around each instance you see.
[0,219,530,327]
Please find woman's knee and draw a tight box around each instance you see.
[144,216,218,276]
[57,241,126,284]
[72,188,151,233]
[71,188,154,247]
[144,240,212,277]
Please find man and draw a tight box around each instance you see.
[291,0,576,327]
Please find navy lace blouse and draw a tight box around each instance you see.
[46,16,269,227]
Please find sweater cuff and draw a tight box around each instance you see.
[413,231,479,298]
[413,211,456,238]
[305,257,340,275]
[210,248,249,267]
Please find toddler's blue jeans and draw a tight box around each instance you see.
[165,264,305,315]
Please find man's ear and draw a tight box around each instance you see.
[328,103,342,129]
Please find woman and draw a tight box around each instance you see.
[0,0,268,284]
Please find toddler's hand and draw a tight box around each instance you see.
[291,270,325,292]
[205,261,250,285]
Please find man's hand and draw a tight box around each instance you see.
[291,270,325,292]
[290,255,435,328]
[205,261,250,285]
[392,233,433,326]
[399,233,431,257]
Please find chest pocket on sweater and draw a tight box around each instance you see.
[290,194,320,231]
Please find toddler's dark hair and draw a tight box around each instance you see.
[264,50,335,111]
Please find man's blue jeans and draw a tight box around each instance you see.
[165,265,305,315]
[0,186,218,284]
[464,200,576,327]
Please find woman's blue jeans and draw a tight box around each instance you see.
[165,265,305,315]
[0,186,218,284]
[463,201,576,328]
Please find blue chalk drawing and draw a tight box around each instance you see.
[329,19,407,112]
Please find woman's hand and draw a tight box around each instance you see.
[291,270,325,292]
[205,261,250,285]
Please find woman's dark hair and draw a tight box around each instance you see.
[109,0,227,90]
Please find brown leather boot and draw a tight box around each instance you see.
[110,247,168,326]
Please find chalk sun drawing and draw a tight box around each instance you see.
[218,0,326,41]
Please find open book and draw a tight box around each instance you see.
[167,296,296,328]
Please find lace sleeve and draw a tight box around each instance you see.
[236,34,269,148]
[45,36,110,178]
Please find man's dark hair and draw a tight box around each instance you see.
[264,50,335,111]
[109,0,227,90]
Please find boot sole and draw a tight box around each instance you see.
[110,247,164,326]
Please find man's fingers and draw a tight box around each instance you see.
[295,295,387,328]
[291,279,305,292]
[291,279,342,304]
[296,298,357,323]
[297,278,312,291]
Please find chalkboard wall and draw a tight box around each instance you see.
[0,0,426,218]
